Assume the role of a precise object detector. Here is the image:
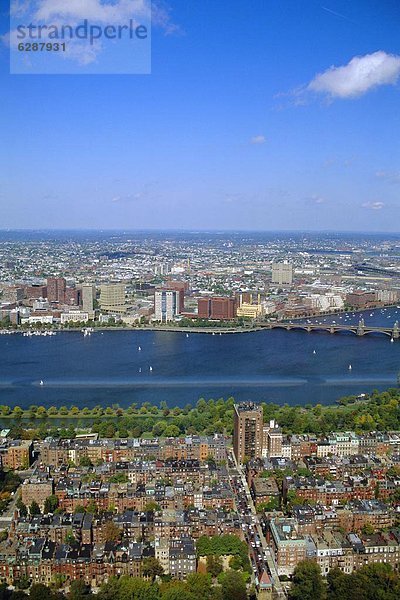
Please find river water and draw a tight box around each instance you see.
[0,307,399,408]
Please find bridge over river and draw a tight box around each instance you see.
[261,319,400,339]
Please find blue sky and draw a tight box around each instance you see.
[0,0,399,231]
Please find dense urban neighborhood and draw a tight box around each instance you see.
[1,232,400,329]
[0,393,398,598]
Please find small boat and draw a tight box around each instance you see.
[313,350,316,355]
[149,366,153,372]
[138,346,141,351]
[348,364,352,371]
[39,380,44,386]
[139,368,142,373]
[186,334,189,338]
[390,338,394,343]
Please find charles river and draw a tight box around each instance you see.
[0,307,399,409]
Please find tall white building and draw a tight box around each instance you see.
[271,261,293,285]
[154,290,179,322]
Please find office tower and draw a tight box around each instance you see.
[233,402,264,463]
[24,285,47,299]
[82,284,95,318]
[47,277,66,303]
[197,297,236,320]
[197,298,211,319]
[210,297,236,319]
[271,261,293,285]
[164,280,188,312]
[154,262,172,276]
[1,286,24,304]
[99,284,126,313]
[154,289,179,322]
[64,288,81,306]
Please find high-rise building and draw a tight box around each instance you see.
[47,277,66,303]
[271,262,293,285]
[64,288,81,306]
[198,298,211,319]
[154,290,179,322]
[2,286,24,304]
[99,284,126,313]
[197,297,236,320]
[25,285,47,300]
[233,402,264,463]
[165,280,188,312]
[82,284,95,318]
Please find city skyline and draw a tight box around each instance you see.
[1,0,400,231]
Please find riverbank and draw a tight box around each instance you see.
[0,324,260,335]
[1,304,399,336]
[2,389,400,439]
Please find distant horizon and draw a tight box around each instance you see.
[0,227,400,236]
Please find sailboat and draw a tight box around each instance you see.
[138,346,141,351]
[313,350,316,355]
[139,368,142,373]
[149,366,153,372]
[348,364,352,371]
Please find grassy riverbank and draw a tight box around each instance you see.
[2,388,400,440]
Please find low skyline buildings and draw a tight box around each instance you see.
[0,232,400,328]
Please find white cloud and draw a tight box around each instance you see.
[3,0,180,63]
[250,135,266,145]
[35,0,149,25]
[362,201,385,211]
[375,170,400,184]
[308,51,400,99]
[33,0,179,33]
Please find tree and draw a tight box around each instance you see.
[206,555,223,578]
[103,521,121,543]
[44,495,59,514]
[219,570,247,600]
[29,500,41,516]
[68,579,91,600]
[326,567,352,600]
[85,500,98,514]
[30,584,55,600]
[361,523,374,536]
[65,529,76,545]
[163,425,180,437]
[14,576,30,590]
[79,456,93,467]
[185,573,214,600]
[289,560,326,600]
[145,501,161,512]
[16,498,28,517]
[161,587,195,600]
[142,556,164,581]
